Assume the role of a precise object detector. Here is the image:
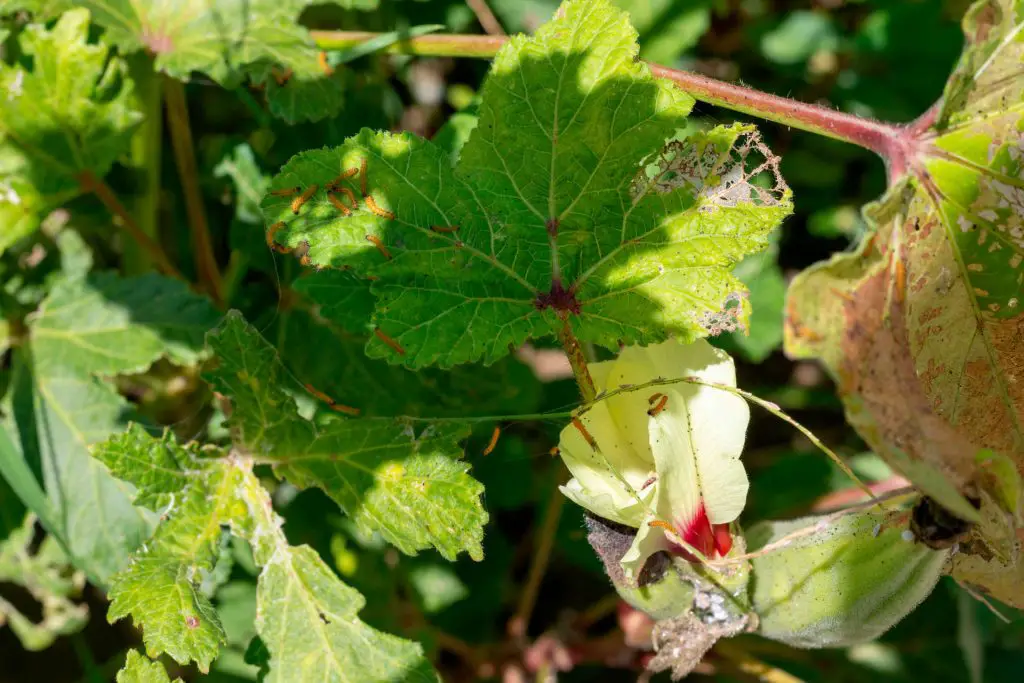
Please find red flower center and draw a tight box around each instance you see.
[670,502,732,561]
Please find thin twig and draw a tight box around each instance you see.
[955,578,1012,623]
[510,479,566,639]
[78,171,181,279]
[164,77,224,305]
[466,0,506,36]
[704,487,917,568]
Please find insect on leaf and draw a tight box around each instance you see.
[262,0,791,369]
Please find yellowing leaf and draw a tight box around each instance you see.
[785,0,1024,604]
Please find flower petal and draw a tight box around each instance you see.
[558,399,654,526]
[621,513,671,582]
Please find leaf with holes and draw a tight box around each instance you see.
[0,514,89,651]
[2,273,219,583]
[96,428,437,680]
[0,8,141,251]
[105,463,238,672]
[261,0,791,369]
[785,0,1024,605]
[204,312,486,561]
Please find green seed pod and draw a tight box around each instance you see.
[747,508,949,648]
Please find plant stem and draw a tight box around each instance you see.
[509,477,565,639]
[164,77,224,306]
[78,171,181,279]
[556,321,596,402]
[124,54,163,276]
[309,31,907,162]
[465,0,506,36]
[311,30,506,58]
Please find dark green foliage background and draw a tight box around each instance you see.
[1,1,1022,681]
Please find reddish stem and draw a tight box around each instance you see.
[79,171,182,279]
[311,31,918,175]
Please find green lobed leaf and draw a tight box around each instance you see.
[116,650,181,683]
[117,651,181,683]
[290,275,543,417]
[91,424,200,511]
[785,0,1024,605]
[98,427,437,681]
[205,311,486,561]
[233,453,439,683]
[262,0,791,369]
[106,463,241,672]
[2,273,218,582]
[53,0,344,122]
[0,8,141,249]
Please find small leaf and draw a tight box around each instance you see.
[0,8,141,245]
[263,0,790,369]
[205,311,487,560]
[116,650,181,683]
[92,424,200,511]
[214,143,270,225]
[106,464,245,671]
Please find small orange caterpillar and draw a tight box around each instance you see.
[317,51,333,76]
[648,519,676,533]
[571,417,597,450]
[267,221,288,253]
[269,186,300,197]
[365,195,395,220]
[430,224,459,233]
[304,383,361,416]
[291,184,318,214]
[272,67,293,86]
[548,446,559,457]
[326,167,359,191]
[359,158,368,196]
[374,328,406,355]
[648,392,665,404]
[365,234,392,260]
[335,186,357,210]
[328,192,352,216]
[647,394,669,417]
[482,426,501,456]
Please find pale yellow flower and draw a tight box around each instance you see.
[558,339,750,580]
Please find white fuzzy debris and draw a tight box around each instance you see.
[0,181,21,206]
[7,71,23,100]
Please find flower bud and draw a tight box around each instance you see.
[747,508,949,648]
